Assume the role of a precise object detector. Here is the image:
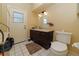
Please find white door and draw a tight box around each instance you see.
[8,8,27,43]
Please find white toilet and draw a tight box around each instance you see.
[50,31,72,56]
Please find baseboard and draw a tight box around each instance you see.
[14,39,29,45]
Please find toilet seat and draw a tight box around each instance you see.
[51,41,67,52]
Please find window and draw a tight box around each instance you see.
[13,11,24,23]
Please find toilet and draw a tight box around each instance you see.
[50,31,72,56]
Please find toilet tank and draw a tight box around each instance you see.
[55,31,72,44]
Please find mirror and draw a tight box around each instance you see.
[38,11,49,29]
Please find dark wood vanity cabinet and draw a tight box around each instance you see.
[30,29,54,49]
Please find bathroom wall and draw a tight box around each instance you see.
[0,4,2,23]
[0,4,7,32]
[46,3,79,55]
[1,4,8,32]
[27,8,39,38]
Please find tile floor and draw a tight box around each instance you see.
[9,40,53,56]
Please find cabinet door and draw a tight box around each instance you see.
[30,30,39,41]
[39,32,53,42]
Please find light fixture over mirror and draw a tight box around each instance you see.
[44,11,48,15]
[38,14,42,17]
[38,11,48,17]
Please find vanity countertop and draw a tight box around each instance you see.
[31,29,53,32]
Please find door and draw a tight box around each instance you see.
[8,8,27,43]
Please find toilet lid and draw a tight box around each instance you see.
[51,41,67,52]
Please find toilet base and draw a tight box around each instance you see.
[48,48,68,56]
